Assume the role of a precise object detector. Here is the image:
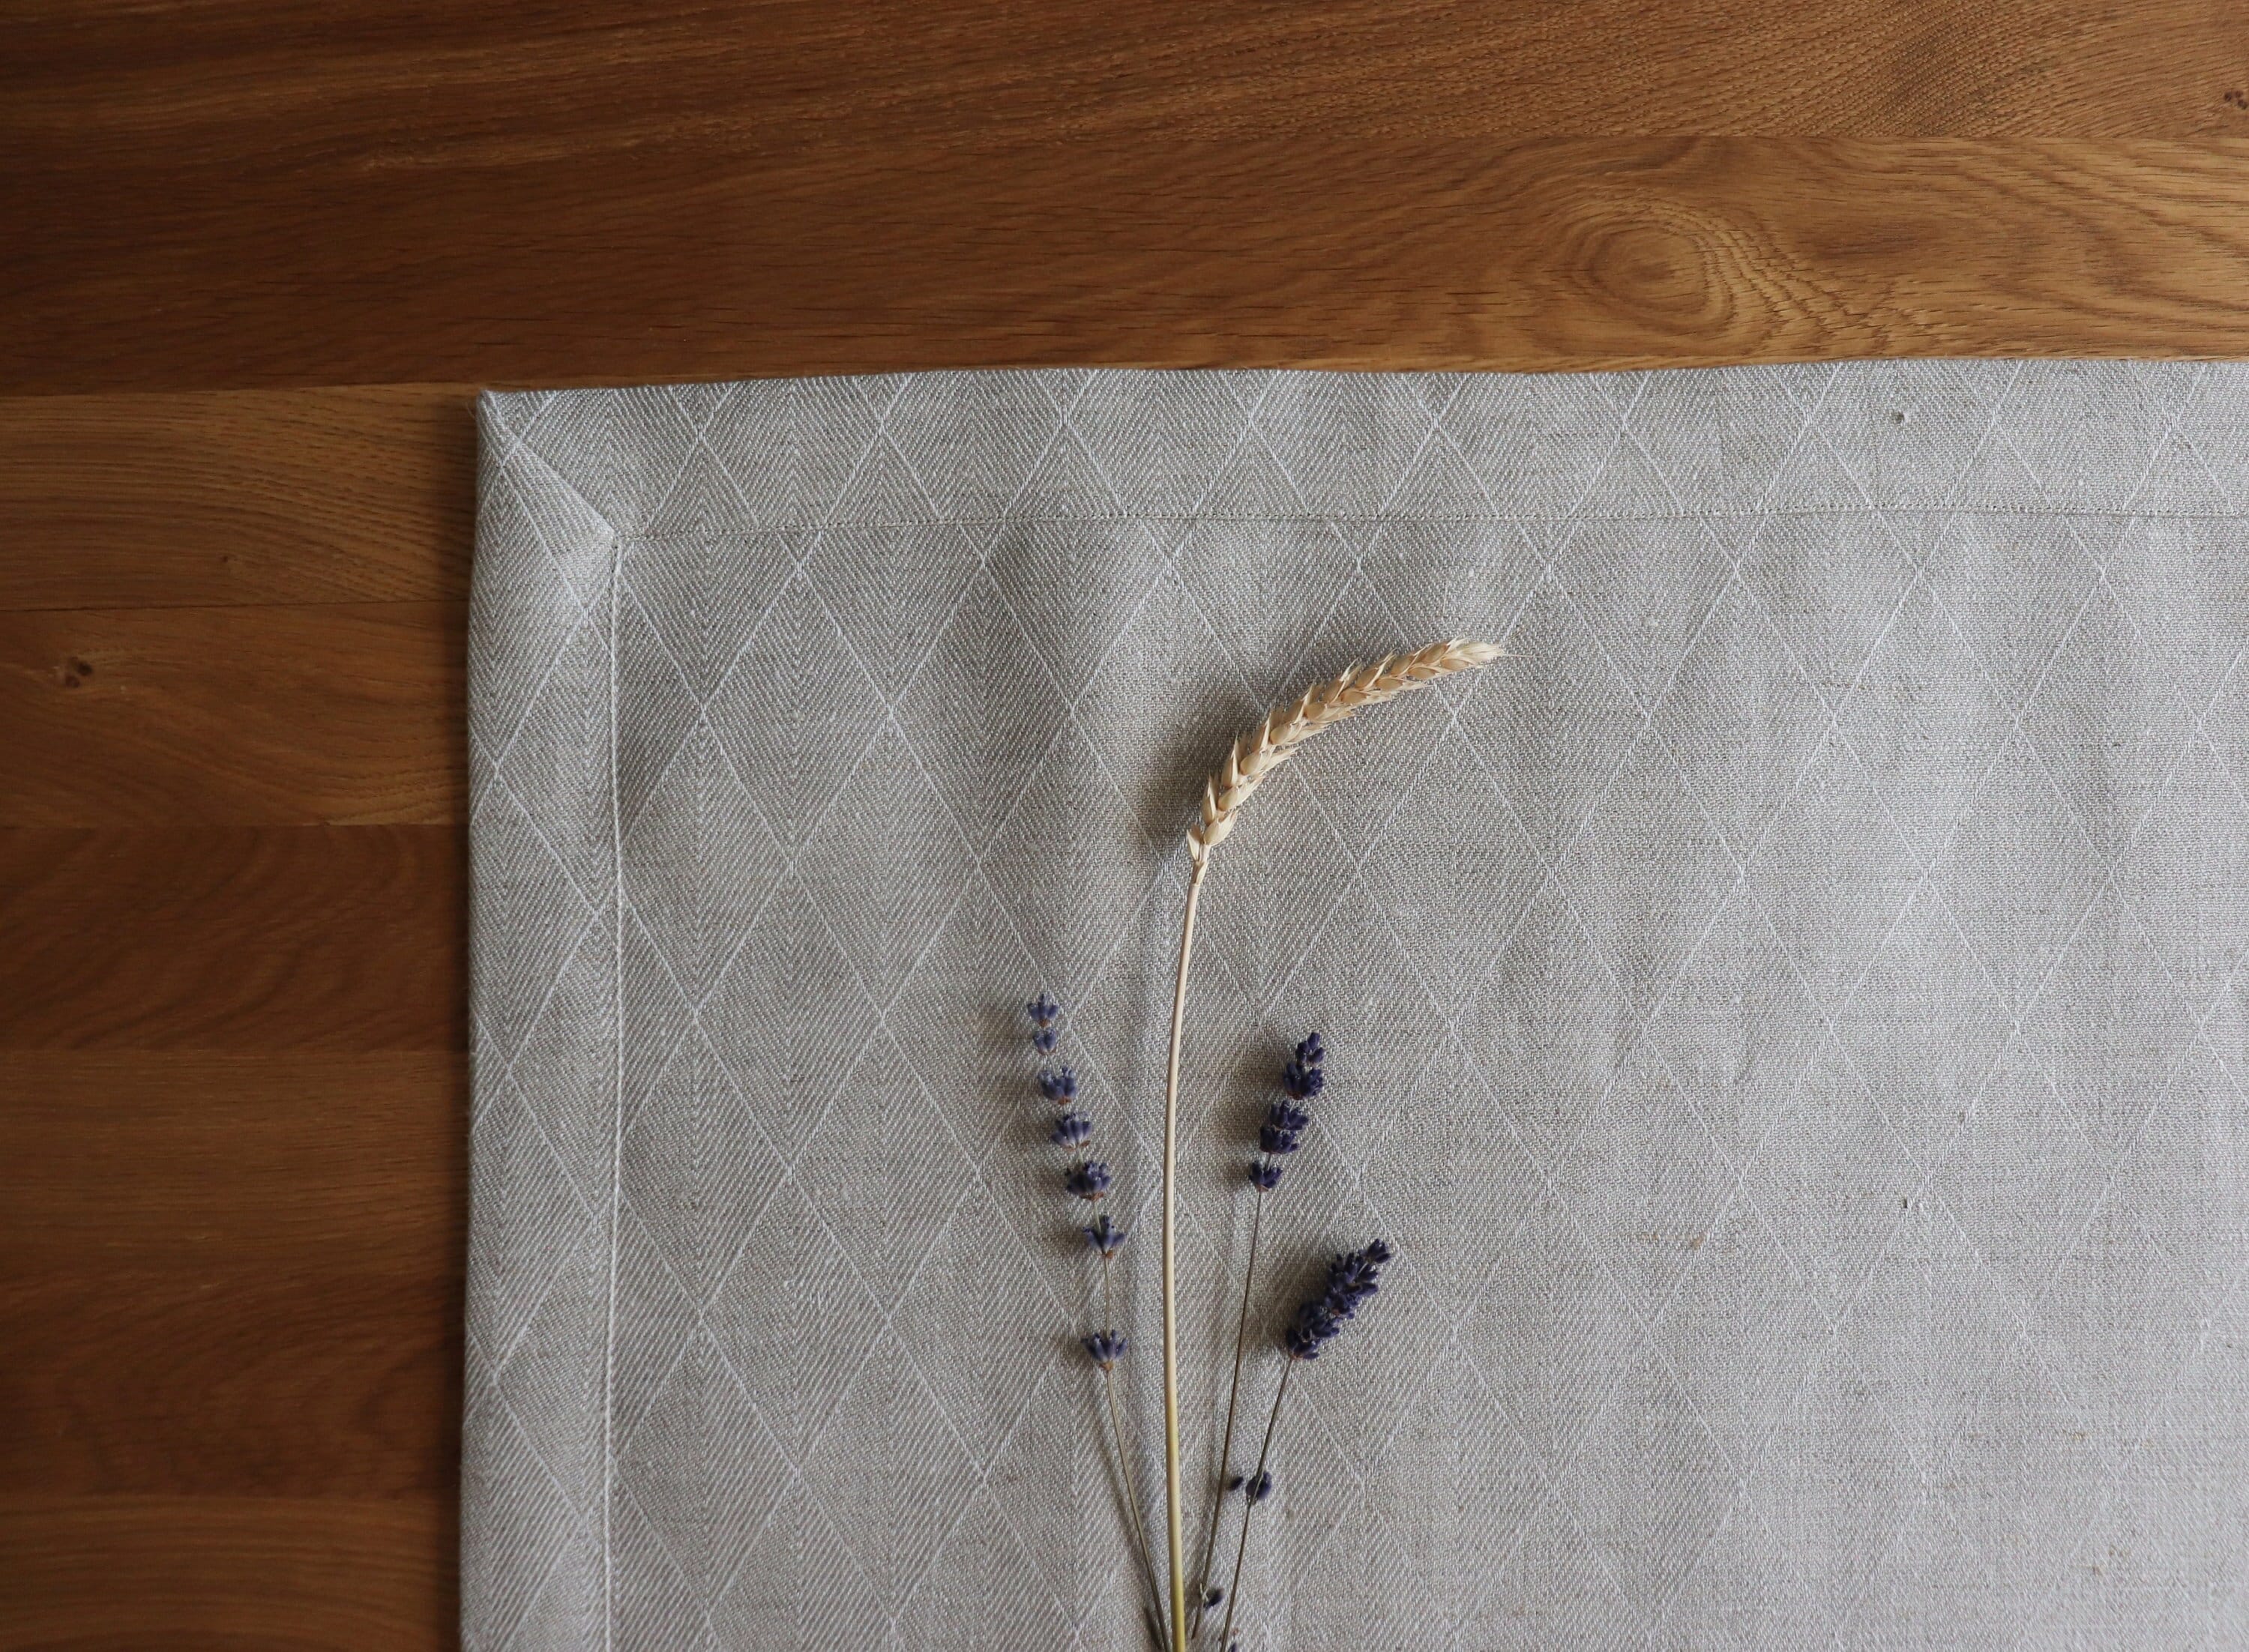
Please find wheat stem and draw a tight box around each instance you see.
[1159,859,1204,1651]
[1157,639,1496,1652]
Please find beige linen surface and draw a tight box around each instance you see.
[468,364,2249,1651]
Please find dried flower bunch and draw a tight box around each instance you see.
[1032,992,1166,1639]
[1017,639,1496,1650]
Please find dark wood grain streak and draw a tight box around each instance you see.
[8,139,2249,393]
[0,827,463,1051]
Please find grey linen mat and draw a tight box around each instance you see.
[468,364,2249,1651]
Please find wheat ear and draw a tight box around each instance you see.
[1156,637,1498,1652]
[1188,639,1502,865]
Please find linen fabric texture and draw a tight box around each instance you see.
[468,364,2249,1651]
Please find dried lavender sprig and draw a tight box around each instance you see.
[1216,1242,1392,1651]
[1190,1035,1321,1638]
[1086,1332,1166,1641]
[1285,1239,1391,1356]
[1213,1360,1294,1651]
[1034,998,1159,1642]
[1041,998,1163,1643]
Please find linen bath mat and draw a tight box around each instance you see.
[467,363,2249,1651]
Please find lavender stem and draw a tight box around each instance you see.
[1101,1354,1166,1639]
[1217,1359,1294,1651]
[1190,1188,1266,1636]
[1099,1256,1166,1634]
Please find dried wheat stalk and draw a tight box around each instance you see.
[1155,637,1498,1651]
[1189,639,1502,863]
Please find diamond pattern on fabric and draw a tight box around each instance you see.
[468,363,2249,1650]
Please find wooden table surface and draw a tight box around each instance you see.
[5,2,2249,1644]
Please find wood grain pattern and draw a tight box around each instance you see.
[0,1495,454,1649]
[1,1264,460,1497]
[9,138,2249,392]
[0,1052,462,1500]
[8,1,2249,1646]
[0,1052,463,1276]
[0,602,463,827]
[0,388,473,612]
[0,1047,463,1513]
[9,0,2244,154]
[0,827,462,1050]
[0,376,472,1636]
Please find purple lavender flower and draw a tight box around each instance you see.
[1321,1238,1391,1320]
[1064,1160,1113,1202]
[1084,1330,1127,1369]
[1283,1240,1391,1359]
[1083,1214,1127,1256]
[1027,993,1061,1053]
[1247,1159,1283,1192]
[1051,1111,1093,1148]
[1283,1302,1343,1359]
[1242,1471,1272,1502]
[1281,1033,1325,1101]
[1259,1097,1310,1157]
[1038,1066,1078,1106]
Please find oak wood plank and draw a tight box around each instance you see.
[0,385,471,1638]
[0,826,463,1050]
[0,601,464,827]
[0,1052,463,1276]
[9,138,2249,392]
[4,0,2242,157]
[0,1494,454,1650]
[0,1265,459,1498]
[0,387,472,612]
